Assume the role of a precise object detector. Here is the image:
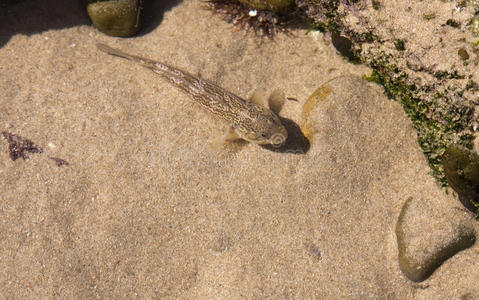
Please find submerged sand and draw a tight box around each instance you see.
[1,0,478,298]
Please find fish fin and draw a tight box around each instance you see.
[268,89,285,115]
[209,127,243,150]
[224,126,242,141]
[248,88,268,106]
[97,43,159,70]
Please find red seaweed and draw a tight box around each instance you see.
[49,156,69,167]
[2,131,43,161]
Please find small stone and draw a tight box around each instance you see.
[442,144,479,211]
[458,48,469,60]
[394,39,406,51]
[446,19,461,28]
[331,33,357,61]
[84,0,142,37]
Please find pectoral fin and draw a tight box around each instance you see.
[268,89,285,115]
[223,126,242,142]
[209,126,243,151]
[248,88,268,106]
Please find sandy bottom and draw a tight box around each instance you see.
[0,0,478,298]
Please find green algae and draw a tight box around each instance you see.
[363,62,474,186]
[468,17,479,36]
[422,12,436,21]
[301,0,476,191]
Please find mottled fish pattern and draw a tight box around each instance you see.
[97,43,287,145]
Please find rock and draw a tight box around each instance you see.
[396,197,476,282]
[84,0,142,37]
[458,48,469,61]
[297,0,479,187]
[442,144,479,212]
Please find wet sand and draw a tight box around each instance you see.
[1,0,478,298]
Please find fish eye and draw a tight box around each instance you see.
[260,133,268,138]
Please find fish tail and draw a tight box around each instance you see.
[97,43,159,70]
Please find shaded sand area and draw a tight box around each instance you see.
[1,0,479,298]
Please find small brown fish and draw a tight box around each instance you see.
[97,43,287,146]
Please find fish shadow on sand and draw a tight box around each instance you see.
[141,0,183,36]
[261,117,310,154]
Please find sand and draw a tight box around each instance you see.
[1,0,478,298]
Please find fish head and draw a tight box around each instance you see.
[235,108,288,146]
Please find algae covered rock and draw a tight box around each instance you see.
[238,0,295,13]
[84,0,142,37]
[442,144,479,212]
